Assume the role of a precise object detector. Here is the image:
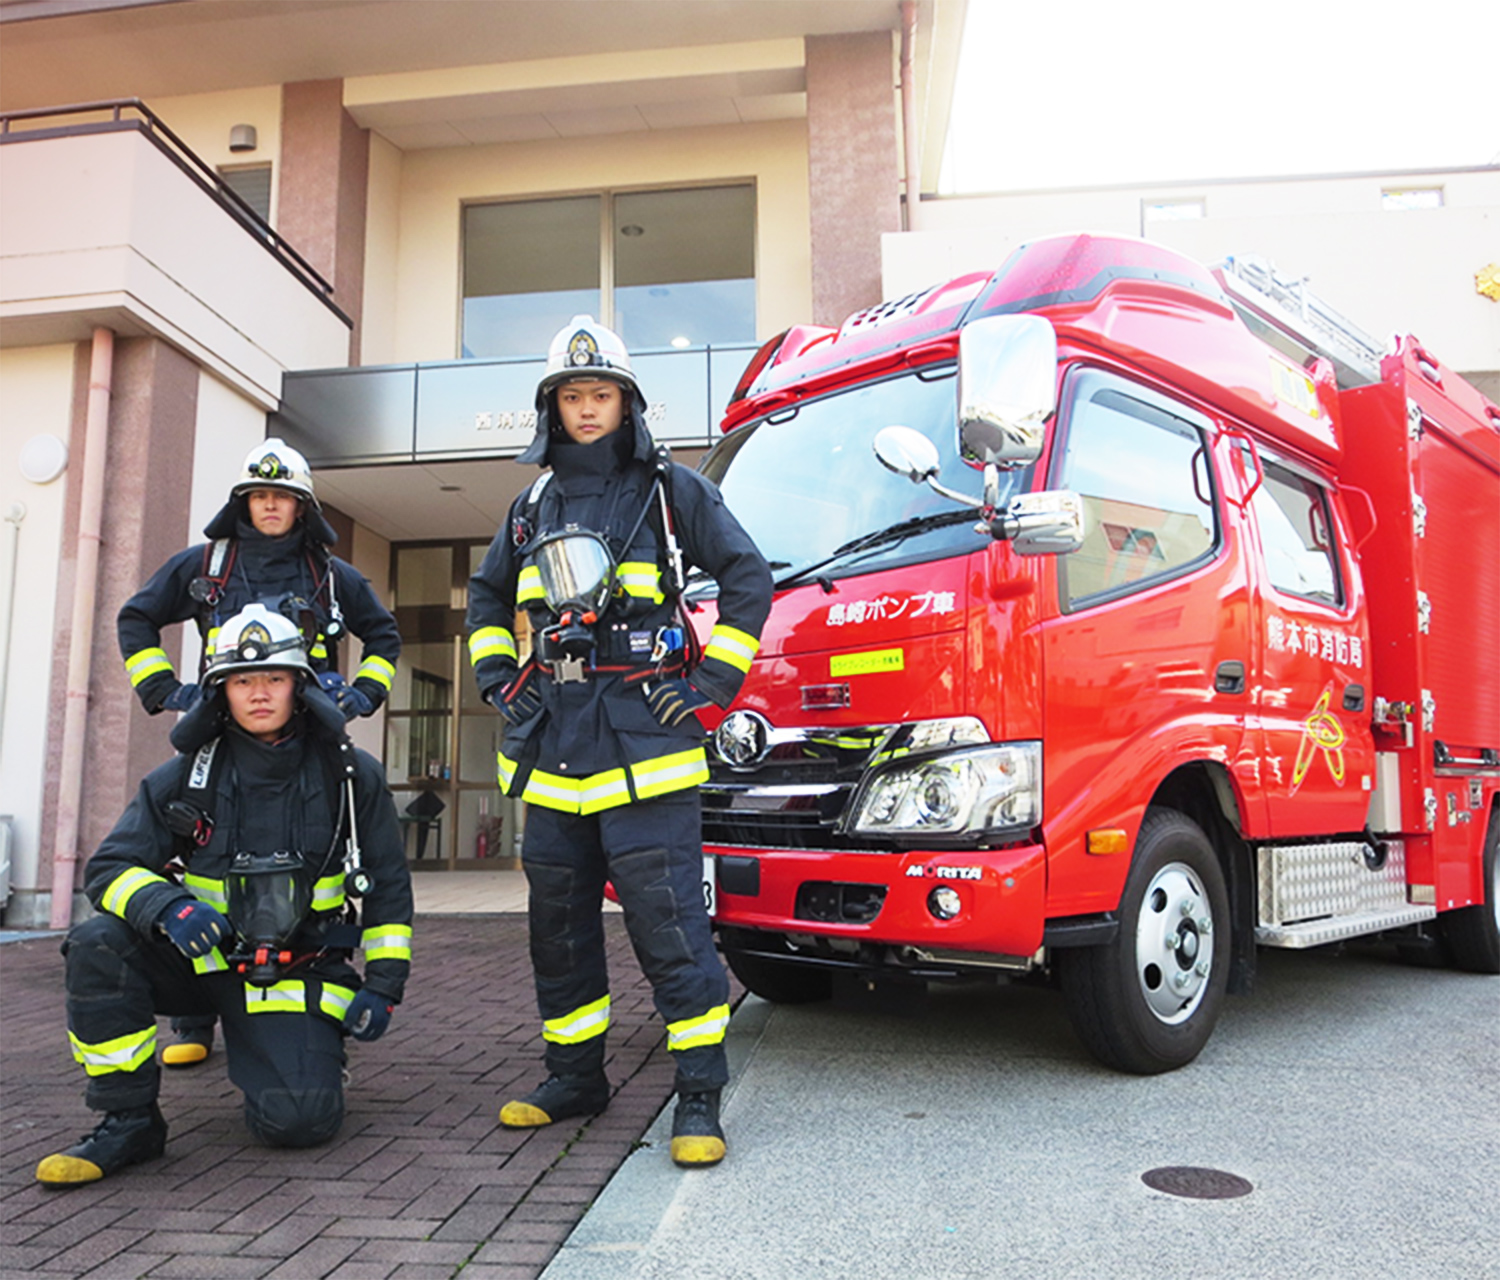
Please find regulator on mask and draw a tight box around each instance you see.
[530,529,617,680]
[226,851,312,986]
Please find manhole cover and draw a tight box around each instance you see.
[1141,1166,1253,1200]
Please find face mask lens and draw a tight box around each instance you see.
[534,533,615,615]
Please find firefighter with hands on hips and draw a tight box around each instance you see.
[467,316,771,1167]
[36,603,413,1188]
[117,437,401,1068]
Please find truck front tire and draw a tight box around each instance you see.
[1058,808,1231,1074]
[722,943,833,1005]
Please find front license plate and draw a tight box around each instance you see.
[702,854,717,917]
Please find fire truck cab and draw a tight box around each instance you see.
[692,233,1500,1074]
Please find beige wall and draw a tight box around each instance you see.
[384,119,812,363]
[0,345,76,918]
[361,133,406,367]
[884,168,1500,381]
[150,84,285,222]
[0,129,352,400]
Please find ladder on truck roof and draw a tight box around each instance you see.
[1214,254,1387,389]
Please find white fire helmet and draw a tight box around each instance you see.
[231,438,318,506]
[536,315,640,403]
[205,603,315,686]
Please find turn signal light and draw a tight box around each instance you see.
[1087,828,1129,855]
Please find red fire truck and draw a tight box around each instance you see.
[690,233,1500,1073]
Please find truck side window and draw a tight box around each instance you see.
[1055,375,1218,608]
[1250,457,1343,605]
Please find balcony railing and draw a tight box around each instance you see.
[0,99,349,326]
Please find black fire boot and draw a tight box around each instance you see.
[670,1088,726,1167]
[499,1073,611,1128]
[35,1104,168,1188]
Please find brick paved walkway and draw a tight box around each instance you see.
[1,914,715,1279]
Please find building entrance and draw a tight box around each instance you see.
[385,541,519,871]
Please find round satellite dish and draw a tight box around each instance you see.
[19,434,69,484]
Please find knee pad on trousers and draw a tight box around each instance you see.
[244,1088,343,1148]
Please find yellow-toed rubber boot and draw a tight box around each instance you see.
[36,1104,167,1188]
[669,1089,725,1167]
[499,1073,610,1128]
[161,1023,213,1068]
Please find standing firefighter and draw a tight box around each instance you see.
[117,437,401,1066]
[36,604,413,1188]
[467,317,771,1167]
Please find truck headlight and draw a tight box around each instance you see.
[846,741,1041,841]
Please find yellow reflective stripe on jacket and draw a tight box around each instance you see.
[666,1003,731,1052]
[312,874,346,913]
[469,626,518,665]
[204,626,221,657]
[244,980,307,1014]
[310,640,329,661]
[69,1026,155,1076]
[125,646,173,687]
[101,866,174,919]
[321,982,355,1020]
[183,873,227,912]
[355,654,395,690]
[630,748,709,800]
[516,564,545,605]
[543,995,610,1045]
[704,624,760,674]
[362,923,412,962]
[617,560,664,604]
[504,747,707,813]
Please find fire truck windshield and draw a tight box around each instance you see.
[701,368,1030,587]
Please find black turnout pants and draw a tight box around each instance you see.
[64,914,348,1147]
[524,789,730,1092]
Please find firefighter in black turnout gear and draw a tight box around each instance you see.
[117,438,400,1067]
[35,605,413,1188]
[467,317,771,1167]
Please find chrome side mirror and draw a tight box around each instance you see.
[958,315,1057,469]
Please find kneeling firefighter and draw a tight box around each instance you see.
[36,604,413,1188]
[467,316,771,1167]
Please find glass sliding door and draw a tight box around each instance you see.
[387,542,518,870]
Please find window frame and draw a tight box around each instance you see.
[1245,446,1347,609]
[1049,366,1224,614]
[458,181,757,359]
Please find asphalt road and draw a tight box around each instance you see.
[544,941,1500,1280]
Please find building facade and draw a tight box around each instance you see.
[0,0,965,925]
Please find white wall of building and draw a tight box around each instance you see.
[0,345,77,911]
[885,168,1500,381]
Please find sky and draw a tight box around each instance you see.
[940,0,1500,193]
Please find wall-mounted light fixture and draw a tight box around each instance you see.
[229,124,258,153]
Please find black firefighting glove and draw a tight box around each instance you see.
[343,988,393,1042]
[160,681,202,714]
[159,899,232,958]
[489,673,543,727]
[644,678,716,729]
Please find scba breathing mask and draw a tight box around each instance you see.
[531,530,617,671]
[226,851,312,986]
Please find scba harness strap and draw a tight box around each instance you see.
[188,539,347,674]
[513,446,699,677]
[162,736,366,958]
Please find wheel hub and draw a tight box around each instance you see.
[1136,862,1213,1024]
